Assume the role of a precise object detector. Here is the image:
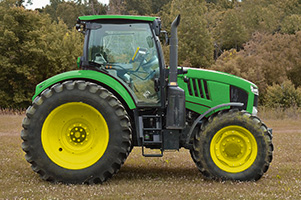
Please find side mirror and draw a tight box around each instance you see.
[153,18,162,36]
[75,24,81,31]
[160,30,169,45]
[75,19,86,34]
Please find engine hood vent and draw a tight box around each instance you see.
[186,78,210,100]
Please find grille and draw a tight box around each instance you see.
[186,78,210,100]
[230,85,248,110]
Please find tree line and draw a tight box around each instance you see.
[0,0,300,108]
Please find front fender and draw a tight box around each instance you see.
[33,70,136,109]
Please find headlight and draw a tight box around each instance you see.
[251,85,259,95]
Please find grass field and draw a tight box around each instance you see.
[0,114,300,199]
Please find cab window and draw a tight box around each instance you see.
[88,23,160,105]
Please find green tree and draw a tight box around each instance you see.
[43,0,107,29]
[281,14,301,34]
[239,0,301,34]
[239,0,279,33]
[84,0,107,15]
[150,0,171,14]
[211,31,301,102]
[265,80,301,108]
[206,0,239,8]
[0,4,83,108]
[108,0,125,14]
[108,0,171,15]
[161,0,214,68]
[0,0,31,7]
[215,9,249,50]
[56,1,81,29]
[123,0,152,15]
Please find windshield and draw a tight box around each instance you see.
[88,23,156,64]
[88,22,160,105]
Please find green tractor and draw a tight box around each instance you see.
[21,15,273,184]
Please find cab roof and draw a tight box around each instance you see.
[78,15,158,22]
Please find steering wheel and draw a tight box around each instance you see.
[141,55,159,74]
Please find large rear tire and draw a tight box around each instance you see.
[21,80,132,184]
[191,109,273,181]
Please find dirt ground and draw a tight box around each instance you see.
[0,114,300,199]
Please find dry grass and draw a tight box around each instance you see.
[258,106,301,120]
[0,113,301,199]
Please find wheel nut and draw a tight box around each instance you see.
[69,126,87,143]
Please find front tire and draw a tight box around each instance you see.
[191,109,273,181]
[21,80,132,184]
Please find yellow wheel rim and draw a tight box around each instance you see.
[41,102,109,170]
[210,125,258,173]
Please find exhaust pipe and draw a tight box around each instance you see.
[166,15,185,130]
[169,15,181,86]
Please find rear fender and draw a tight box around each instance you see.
[33,70,136,109]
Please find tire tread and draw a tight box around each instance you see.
[21,80,132,184]
[190,109,273,181]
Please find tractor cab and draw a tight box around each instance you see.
[77,16,164,106]
[76,15,186,155]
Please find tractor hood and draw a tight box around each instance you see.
[177,67,259,114]
[182,67,257,91]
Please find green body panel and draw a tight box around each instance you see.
[33,68,256,115]
[178,68,257,114]
[78,15,157,22]
[33,70,136,109]
[33,67,256,115]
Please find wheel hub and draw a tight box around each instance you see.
[68,125,88,144]
[41,102,109,170]
[224,142,242,158]
[210,125,258,173]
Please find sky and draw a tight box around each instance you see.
[26,0,110,10]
